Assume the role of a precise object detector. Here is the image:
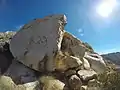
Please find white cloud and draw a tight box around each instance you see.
[80,33,84,36]
[77,28,84,36]
[16,25,23,30]
[97,48,118,55]
[78,28,83,33]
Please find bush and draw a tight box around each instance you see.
[97,65,120,90]
[37,75,65,90]
[0,31,16,42]
[0,76,26,90]
[82,42,94,52]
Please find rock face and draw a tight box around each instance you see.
[0,15,107,90]
[10,15,67,72]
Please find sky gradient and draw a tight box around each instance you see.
[0,0,120,54]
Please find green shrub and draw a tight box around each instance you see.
[0,32,16,42]
[82,42,94,52]
[0,76,26,90]
[97,65,120,90]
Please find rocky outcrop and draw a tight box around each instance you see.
[0,15,107,90]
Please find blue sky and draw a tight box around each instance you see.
[0,0,120,54]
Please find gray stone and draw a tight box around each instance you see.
[87,79,101,90]
[77,70,97,81]
[84,52,106,74]
[39,76,65,90]
[81,85,87,90]
[4,60,37,84]
[68,75,82,90]
[18,81,39,90]
[83,58,90,70]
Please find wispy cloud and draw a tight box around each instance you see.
[80,33,84,36]
[78,28,83,33]
[15,25,23,30]
[77,28,84,36]
[97,48,119,55]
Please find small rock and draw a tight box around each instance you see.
[77,70,97,82]
[81,85,87,90]
[4,60,37,84]
[83,58,90,70]
[19,81,39,90]
[0,76,16,88]
[68,75,82,90]
[39,75,65,90]
[87,79,101,90]
[55,52,82,71]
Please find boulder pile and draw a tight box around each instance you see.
[0,15,106,90]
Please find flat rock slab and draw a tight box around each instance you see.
[10,15,67,72]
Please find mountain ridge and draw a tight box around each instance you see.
[102,52,120,65]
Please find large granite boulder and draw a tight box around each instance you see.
[10,15,67,72]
